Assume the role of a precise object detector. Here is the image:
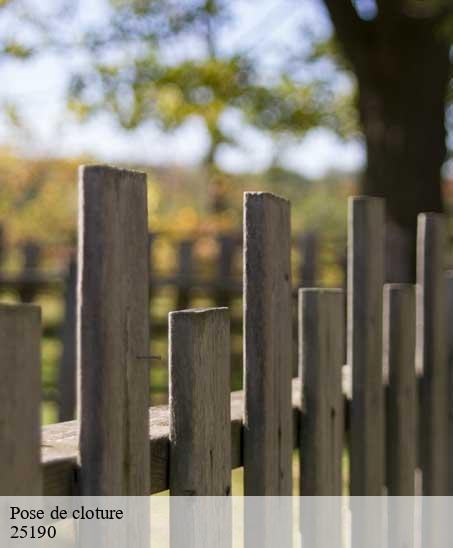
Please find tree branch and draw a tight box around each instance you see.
[322,0,374,69]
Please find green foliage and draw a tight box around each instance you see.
[66,0,356,165]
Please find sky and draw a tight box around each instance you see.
[0,0,365,179]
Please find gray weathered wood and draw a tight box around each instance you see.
[384,284,416,495]
[299,288,344,495]
[348,196,385,495]
[0,304,41,494]
[58,256,77,421]
[416,213,448,495]
[447,271,453,494]
[243,191,293,495]
[169,307,231,495]
[42,378,355,496]
[78,165,150,495]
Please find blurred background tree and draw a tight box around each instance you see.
[64,0,354,212]
[320,0,453,280]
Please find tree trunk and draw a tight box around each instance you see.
[322,1,451,281]
[356,19,450,281]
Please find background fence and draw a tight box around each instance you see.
[0,164,452,498]
[0,214,345,420]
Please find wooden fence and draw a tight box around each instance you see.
[0,164,451,497]
[0,207,343,418]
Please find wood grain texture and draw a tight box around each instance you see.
[243,192,293,495]
[0,304,41,494]
[42,379,306,495]
[416,213,448,495]
[299,289,344,495]
[384,284,416,495]
[78,165,150,495]
[169,308,231,496]
[348,196,385,495]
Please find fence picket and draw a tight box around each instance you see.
[243,191,293,495]
[299,288,344,495]
[78,165,150,495]
[384,284,416,495]
[169,307,231,495]
[0,304,41,494]
[348,196,385,495]
[416,213,448,495]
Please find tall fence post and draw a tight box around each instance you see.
[0,304,41,494]
[58,255,77,421]
[384,284,416,495]
[243,191,293,495]
[169,307,231,495]
[348,196,385,495]
[299,288,344,495]
[78,165,150,495]
[243,192,293,548]
[416,213,448,495]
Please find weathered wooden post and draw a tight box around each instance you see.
[78,165,150,495]
[416,213,448,495]
[169,307,231,548]
[243,191,293,495]
[169,307,231,495]
[348,196,385,495]
[384,284,416,495]
[299,288,344,495]
[0,304,41,494]
[384,284,416,548]
[299,289,344,548]
[243,192,293,548]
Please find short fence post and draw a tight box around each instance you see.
[384,284,416,495]
[58,255,77,421]
[348,196,385,495]
[0,304,41,494]
[416,213,448,495]
[299,288,344,495]
[78,165,150,495]
[169,308,231,548]
[169,307,231,495]
[243,191,293,495]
